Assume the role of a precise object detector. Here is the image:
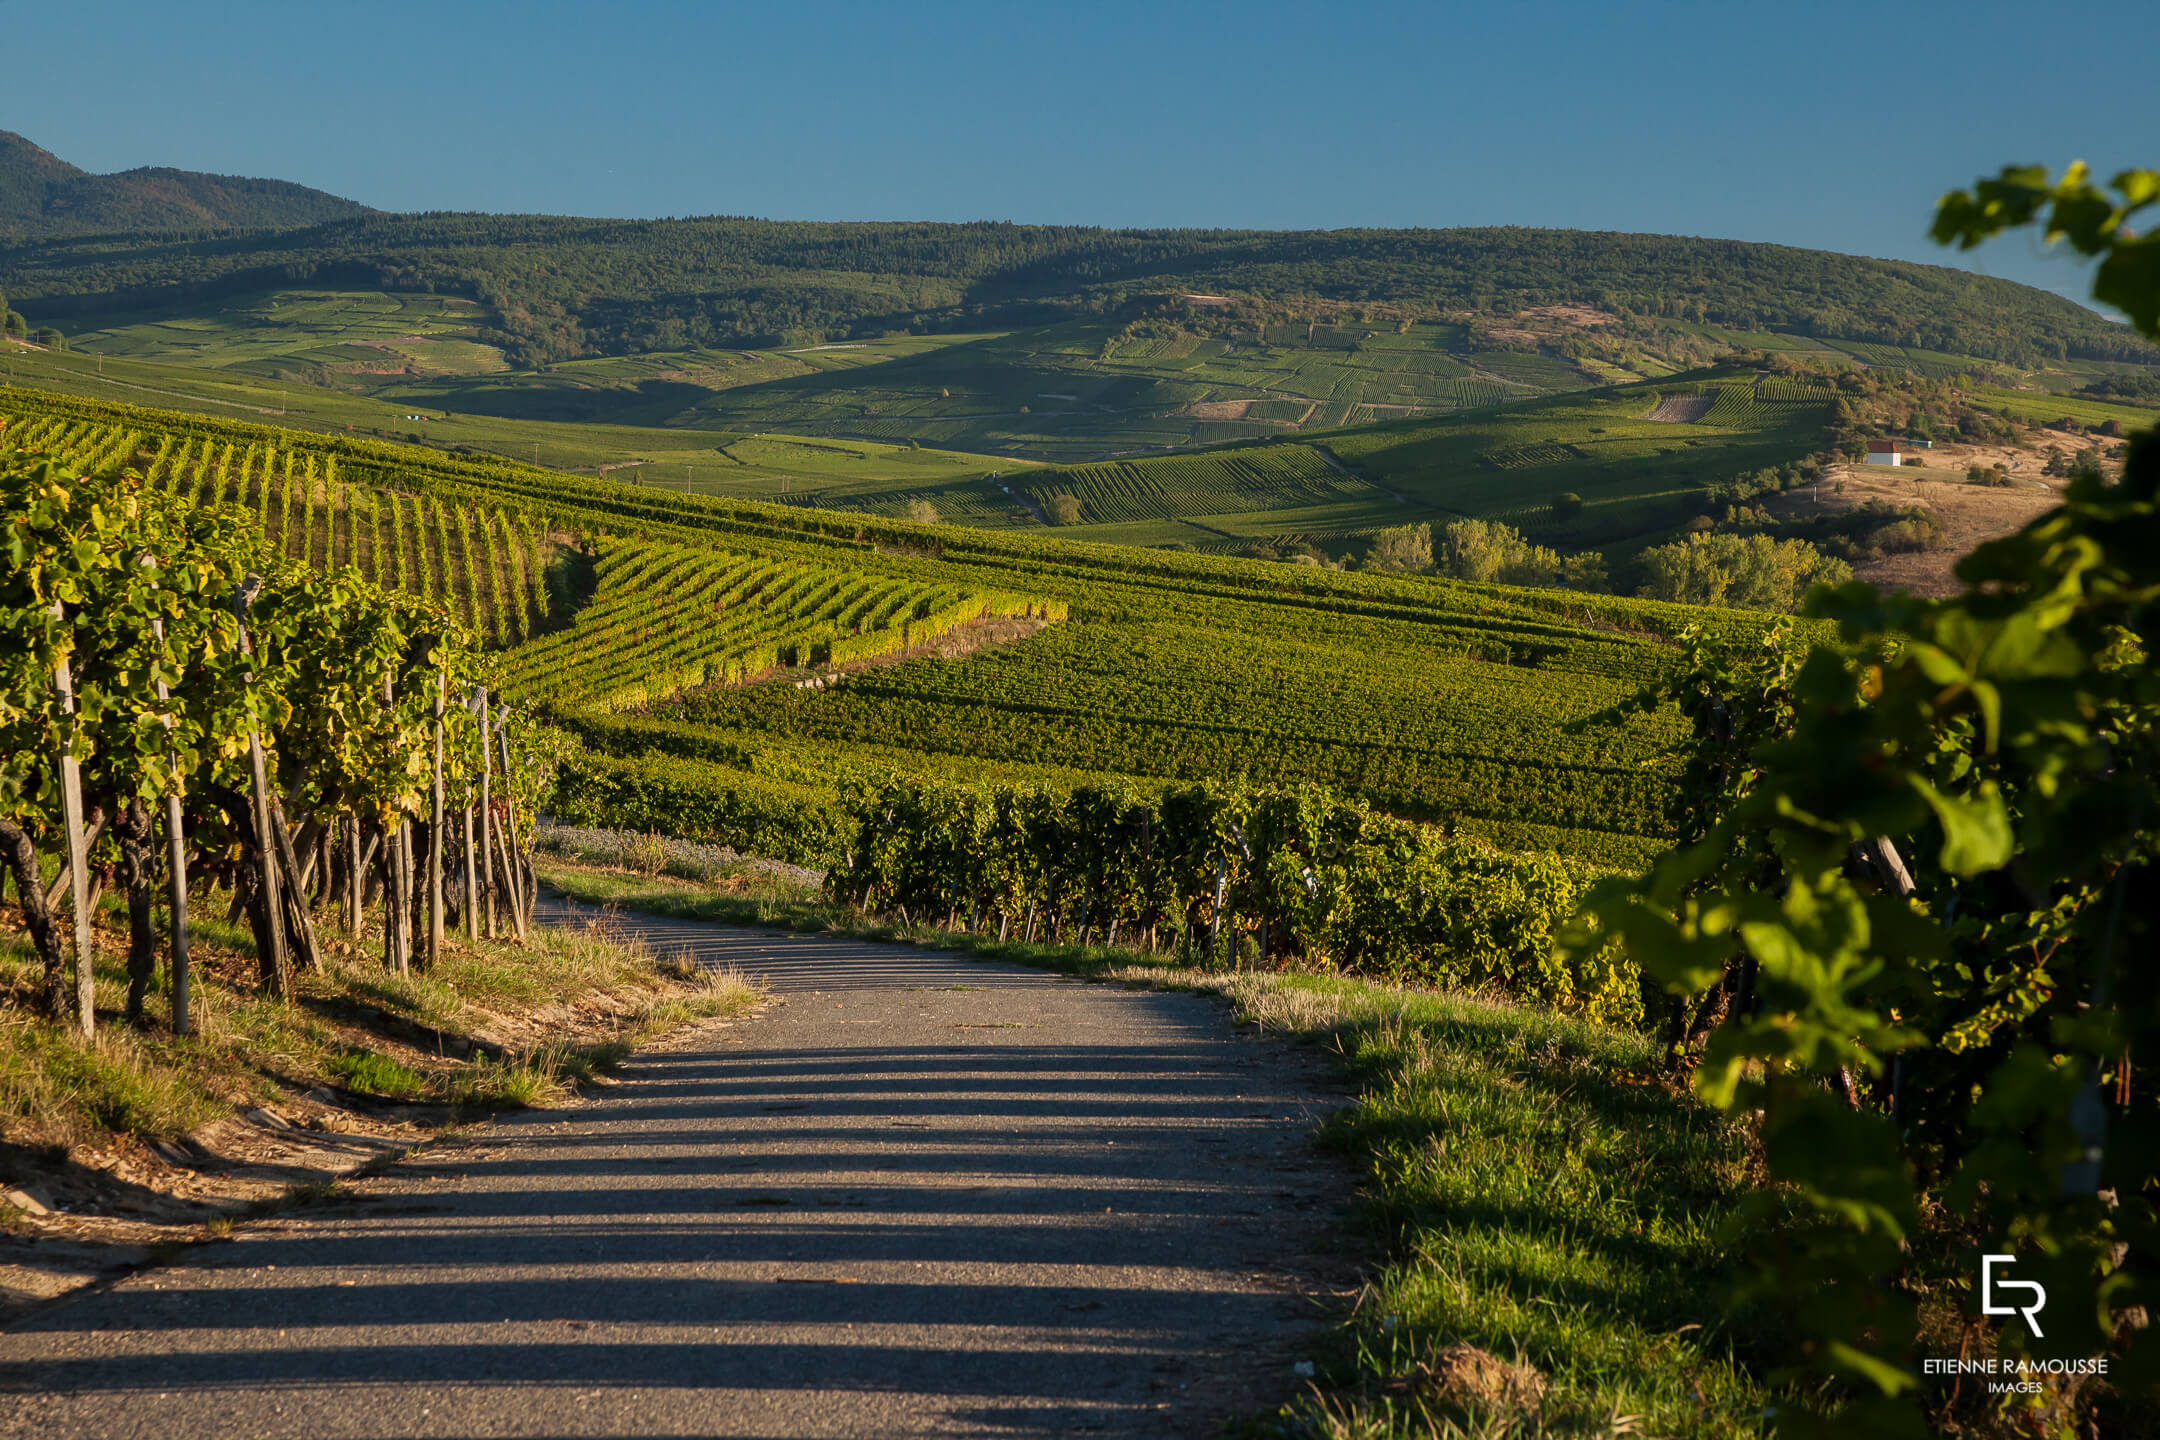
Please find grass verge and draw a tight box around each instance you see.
[538,857,1789,1437]
[0,894,762,1153]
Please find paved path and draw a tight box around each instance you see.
[1,906,1354,1438]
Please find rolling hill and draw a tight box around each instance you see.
[0,131,368,237]
[0,128,2145,374]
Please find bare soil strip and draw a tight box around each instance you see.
[1644,394,1715,423]
[2,910,1356,1439]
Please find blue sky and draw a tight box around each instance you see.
[8,1,2152,303]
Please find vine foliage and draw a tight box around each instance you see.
[1564,163,2160,1433]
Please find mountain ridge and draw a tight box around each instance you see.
[0,131,369,237]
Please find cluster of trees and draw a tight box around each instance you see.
[2042,443,2116,477]
[1821,366,2023,457]
[1635,531,1852,610]
[1357,514,1850,615]
[2077,367,2160,404]
[0,287,43,346]
[1364,519,1608,590]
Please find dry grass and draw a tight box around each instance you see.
[0,901,762,1154]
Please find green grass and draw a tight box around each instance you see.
[1971,384,2155,431]
[323,1050,428,1099]
[536,858,1781,1436]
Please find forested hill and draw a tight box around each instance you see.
[0,131,368,237]
[0,132,2144,371]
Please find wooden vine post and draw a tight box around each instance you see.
[477,687,496,939]
[381,671,409,976]
[496,706,529,940]
[428,666,445,967]
[150,616,192,1035]
[397,822,415,977]
[233,579,290,995]
[460,703,479,943]
[345,816,362,934]
[457,688,479,944]
[1207,856,1229,964]
[48,602,95,1037]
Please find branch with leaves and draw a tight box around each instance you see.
[1565,163,2160,1434]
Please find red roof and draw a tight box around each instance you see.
[1866,439,1908,452]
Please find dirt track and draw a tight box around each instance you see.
[1,909,1355,1439]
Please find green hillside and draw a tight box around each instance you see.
[1318,373,1833,548]
[3,173,2147,370]
[1,387,1773,869]
[0,131,368,237]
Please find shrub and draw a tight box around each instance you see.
[1364,521,1433,573]
[1438,519,1566,587]
[1635,531,1851,611]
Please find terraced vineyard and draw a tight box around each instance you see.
[0,386,1785,868]
[1697,383,1830,429]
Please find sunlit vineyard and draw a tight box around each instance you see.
[3,403,553,646]
[1754,376,1836,403]
[499,540,1063,711]
[1697,383,1828,429]
[1023,444,1372,524]
[0,387,1775,868]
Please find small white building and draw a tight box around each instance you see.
[1866,439,1913,467]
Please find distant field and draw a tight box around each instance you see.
[1315,374,1831,548]
[1,340,1834,554]
[68,290,508,381]
[0,340,1027,501]
[772,371,1832,553]
[1971,385,2155,431]
[679,318,1602,460]
[53,295,1616,462]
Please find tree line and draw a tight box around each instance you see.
[4,215,2151,368]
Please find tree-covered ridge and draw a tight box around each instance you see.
[4,208,2148,369]
[0,132,368,238]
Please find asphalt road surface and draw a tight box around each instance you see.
[2,906,1354,1438]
